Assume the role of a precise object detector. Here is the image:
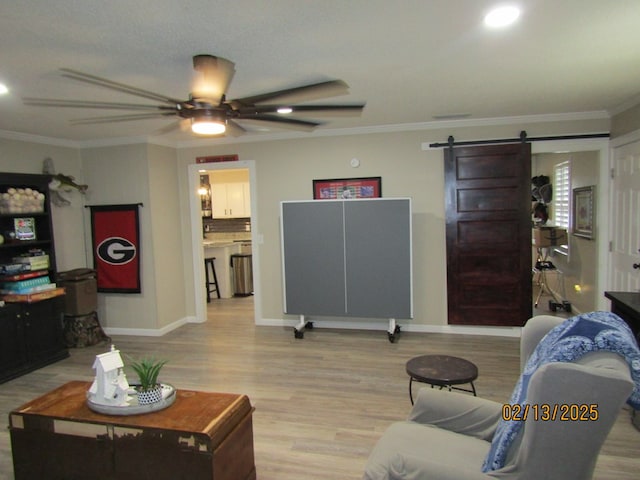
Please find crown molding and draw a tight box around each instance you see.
[177,111,611,148]
[608,94,640,117]
[0,110,610,150]
[0,129,82,148]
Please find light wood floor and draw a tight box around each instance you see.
[1,297,638,479]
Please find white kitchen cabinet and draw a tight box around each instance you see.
[211,182,250,218]
[243,182,251,214]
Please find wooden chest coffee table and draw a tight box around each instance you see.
[8,381,255,480]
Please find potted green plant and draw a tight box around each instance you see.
[129,357,168,405]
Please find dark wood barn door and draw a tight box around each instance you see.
[445,143,532,326]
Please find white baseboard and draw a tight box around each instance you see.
[104,316,523,338]
[103,316,195,337]
[255,318,522,338]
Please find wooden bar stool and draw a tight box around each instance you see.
[204,257,220,302]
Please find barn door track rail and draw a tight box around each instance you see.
[428,131,609,149]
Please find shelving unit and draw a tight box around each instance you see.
[0,172,68,383]
[0,173,57,273]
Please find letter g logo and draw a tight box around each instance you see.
[97,237,137,265]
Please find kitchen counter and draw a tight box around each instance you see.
[203,240,237,247]
[203,242,242,298]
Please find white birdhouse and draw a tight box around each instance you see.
[88,345,131,406]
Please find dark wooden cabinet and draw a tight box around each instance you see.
[0,296,68,383]
[604,291,640,341]
[0,303,29,376]
[0,172,68,383]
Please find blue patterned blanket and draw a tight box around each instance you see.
[482,311,640,473]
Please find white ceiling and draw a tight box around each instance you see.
[1,0,639,145]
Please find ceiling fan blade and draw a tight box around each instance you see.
[69,112,176,125]
[153,119,190,135]
[23,97,176,111]
[231,80,350,107]
[237,104,365,116]
[191,55,235,104]
[236,114,322,131]
[60,68,182,105]
[225,119,247,137]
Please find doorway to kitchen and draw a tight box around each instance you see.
[188,160,260,326]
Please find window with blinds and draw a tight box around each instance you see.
[553,161,570,227]
[553,160,570,253]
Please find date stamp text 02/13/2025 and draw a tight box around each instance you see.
[502,404,599,422]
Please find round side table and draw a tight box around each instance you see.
[405,354,478,404]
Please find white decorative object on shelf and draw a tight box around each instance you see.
[0,187,45,214]
[87,384,176,416]
[87,345,131,407]
[86,346,176,415]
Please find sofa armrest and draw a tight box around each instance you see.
[407,388,503,441]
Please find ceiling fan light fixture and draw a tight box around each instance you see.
[191,114,226,135]
[277,107,293,114]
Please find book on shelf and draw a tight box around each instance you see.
[2,275,51,291]
[11,254,49,270]
[12,248,47,257]
[0,282,56,295]
[0,263,31,275]
[0,263,48,274]
[0,270,49,282]
[1,286,65,303]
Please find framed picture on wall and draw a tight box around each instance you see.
[572,185,595,239]
[313,177,382,199]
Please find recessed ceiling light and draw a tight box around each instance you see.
[0,83,8,95]
[484,5,520,28]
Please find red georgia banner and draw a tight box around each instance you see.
[90,204,141,293]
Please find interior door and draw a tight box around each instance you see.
[445,143,532,326]
[611,138,640,290]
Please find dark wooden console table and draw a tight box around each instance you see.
[9,381,256,480]
[604,291,640,341]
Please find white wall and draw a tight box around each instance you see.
[81,144,158,331]
[0,114,613,336]
[177,117,610,333]
[147,143,188,329]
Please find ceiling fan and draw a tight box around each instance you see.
[23,54,365,136]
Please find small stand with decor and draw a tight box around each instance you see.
[56,268,109,347]
[532,226,571,313]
